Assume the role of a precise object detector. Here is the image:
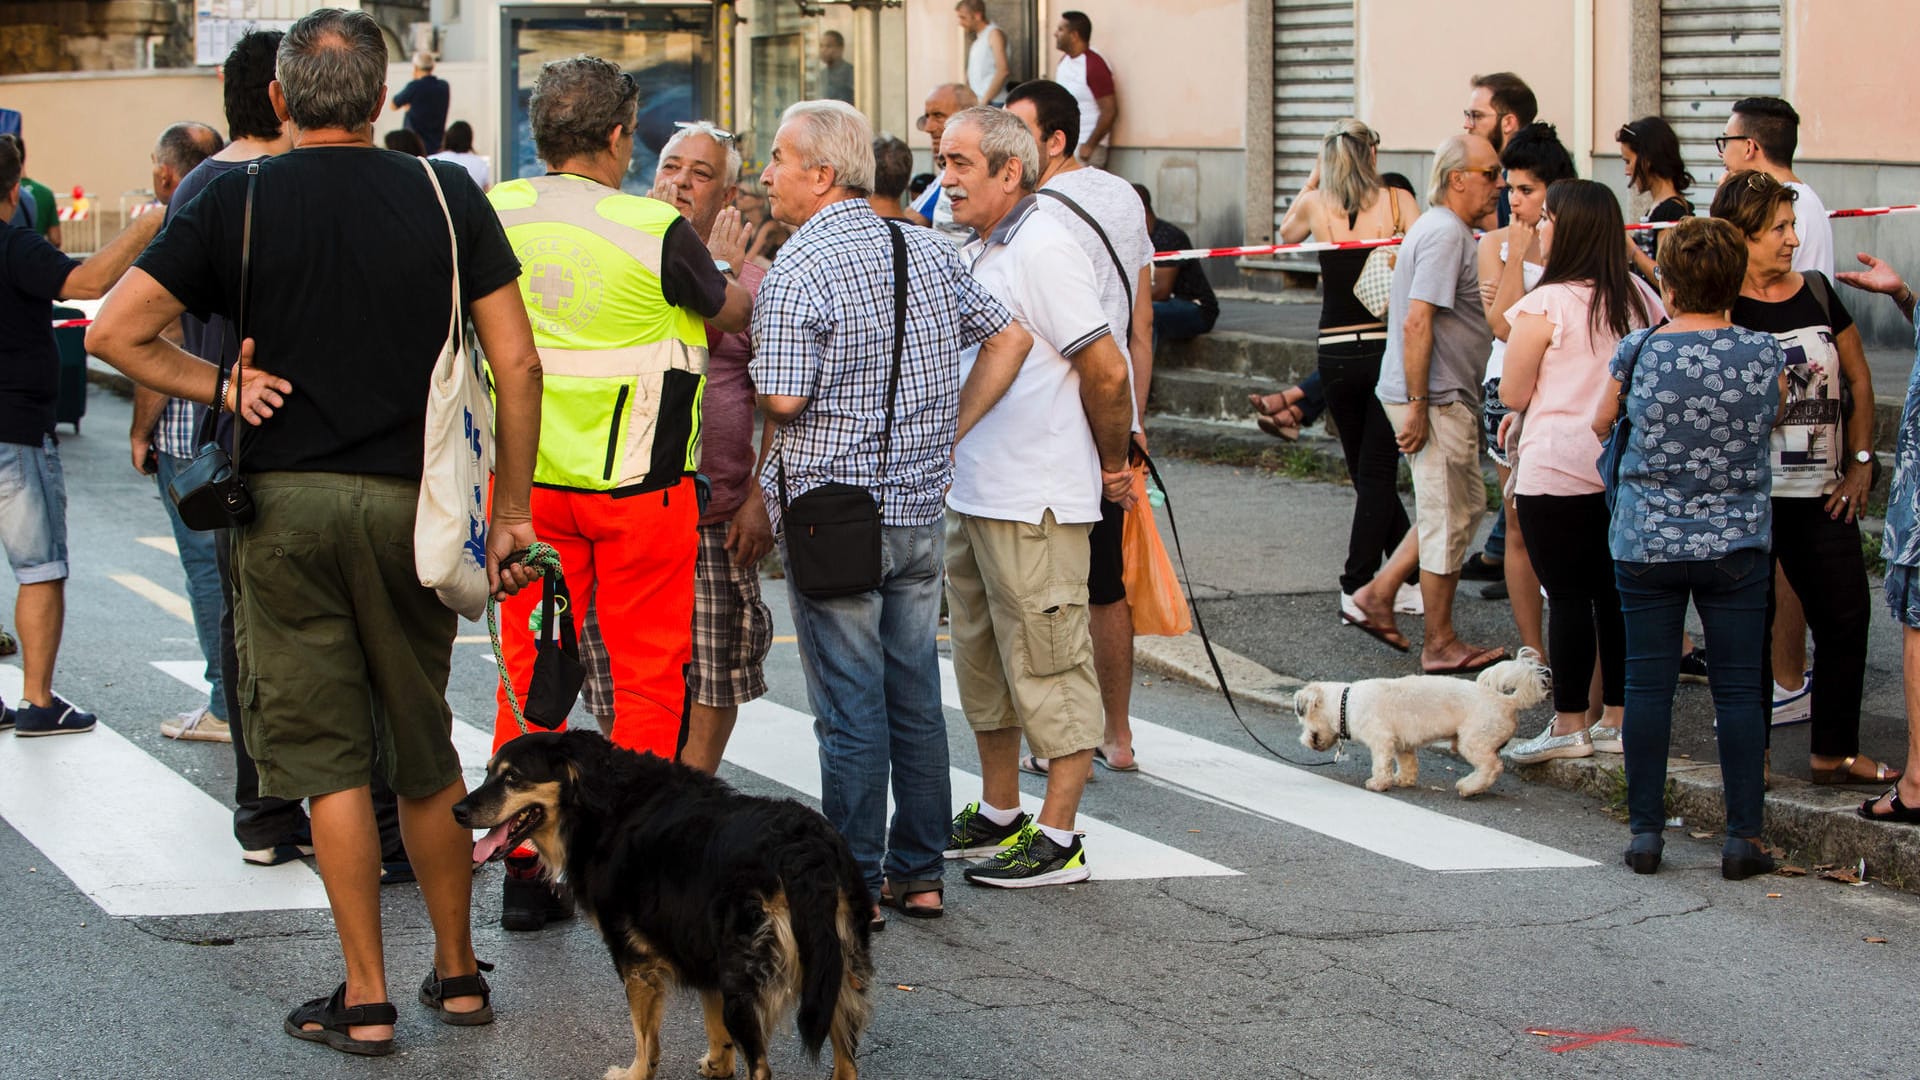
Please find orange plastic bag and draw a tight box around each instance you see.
[1122,464,1192,637]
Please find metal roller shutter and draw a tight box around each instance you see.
[1660,0,1782,188]
[1272,0,1355,240]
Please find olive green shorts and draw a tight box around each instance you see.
[232,472,460,800]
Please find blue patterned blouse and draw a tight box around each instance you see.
[1881,318,1920,568]
[1607,327,1785,564]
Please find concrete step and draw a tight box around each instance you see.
[1157,330,1319,384]
[1149,368,1288,421]
[1144,413,1352,485]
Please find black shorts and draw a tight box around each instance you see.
[1088,497,1127,605]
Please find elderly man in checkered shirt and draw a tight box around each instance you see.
[749,99,1031,923]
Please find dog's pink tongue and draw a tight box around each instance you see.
[472,823,513,866]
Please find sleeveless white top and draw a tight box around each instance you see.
[968,24,1005,104]
[1484,239,1545,382]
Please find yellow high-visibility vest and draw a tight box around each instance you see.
[489,174,708,494]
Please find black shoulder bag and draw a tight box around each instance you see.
[169,162,259,532]
[1600,328,1659,515]
[777,220,908,599]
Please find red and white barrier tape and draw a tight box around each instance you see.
[1152,202,1920,262]
[52,318,90,329]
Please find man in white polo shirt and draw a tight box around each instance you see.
[937,106,1134,889]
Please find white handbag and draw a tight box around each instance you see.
[1352,188,1404,320]
[413,157,494,620]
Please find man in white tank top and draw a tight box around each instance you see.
[957,0,1008,106]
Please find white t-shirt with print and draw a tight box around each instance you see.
[1788,181,1835,280]
[952,203,1112,525]
[1037,166,1151,431]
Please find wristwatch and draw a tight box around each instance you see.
[1855,450,1874,465]
[713,257,736,277]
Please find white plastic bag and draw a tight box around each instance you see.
[414,158,493,620]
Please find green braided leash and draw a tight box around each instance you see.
[488,542,565,735]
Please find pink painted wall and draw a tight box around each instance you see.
[1356,0,1576,154]
[1787,0,1920,163]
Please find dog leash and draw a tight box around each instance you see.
[488,542,565,735]
[1141,452,1336,768]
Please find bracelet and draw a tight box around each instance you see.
[215,373,232,413]
[1898,284,1914,309]
[1405,395,1429,403]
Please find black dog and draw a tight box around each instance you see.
[454,730,873,1080]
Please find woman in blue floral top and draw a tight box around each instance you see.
[1592,218,1784,879]
[1835,250,1920,824]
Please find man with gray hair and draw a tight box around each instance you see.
[937,104,1134,889]
[89,7,544,1052]
[751,98,1030,922]
[484,59,749,932]
[391,48,449,152]
[1363,133,1507,675]
[129,119,229,744]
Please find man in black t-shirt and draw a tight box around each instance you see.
[0,134,163,738]
[88,10,543,1052]
[1135,183,1218,345]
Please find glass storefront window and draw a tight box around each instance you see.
[501,5,714,194]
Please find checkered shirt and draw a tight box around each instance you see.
[152,397,204,459]
[749,198,1012,534]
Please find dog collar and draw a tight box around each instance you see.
[1338,686,1352,741]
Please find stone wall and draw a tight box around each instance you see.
[0,0,191,73]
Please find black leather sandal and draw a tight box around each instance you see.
[419,959,495,1026]
[284,984,397,1056]
[880,880,945,919]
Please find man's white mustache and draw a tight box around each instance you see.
[942,184,969,201]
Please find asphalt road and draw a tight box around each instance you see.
[1,386,1916,1080]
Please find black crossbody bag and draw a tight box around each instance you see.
[777,220,908,599]
[168,162,259,532]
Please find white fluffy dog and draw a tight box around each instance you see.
[1292,648,1549,797]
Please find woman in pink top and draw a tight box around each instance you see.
[1498,180,1665,765]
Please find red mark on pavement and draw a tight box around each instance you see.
[1528,1028,1687,1053]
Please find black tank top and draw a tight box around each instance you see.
[1317,205,1390,331]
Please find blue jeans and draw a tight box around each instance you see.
[784,523,950,897]
[1615,551,1769,840]
[154,450,227,720]
[1152,297,1215,347]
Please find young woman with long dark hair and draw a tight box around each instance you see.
[1617,116,1694,283]
[1499,180,1665,765]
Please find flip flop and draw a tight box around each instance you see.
[1094,747,1139,773]
[1858,787,1920,824]
[1019,754,1097,781]
[1256,413,1302,441]
[1247,391,1291,416]
[1423,646,1508,676]
[1340,611,1411,653]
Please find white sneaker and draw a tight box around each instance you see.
[161,708,232,742]
[1771,672,1812,727]
[1394,582,1424,615]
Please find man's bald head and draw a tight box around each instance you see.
[919,82,978,148]
[152,121,226,203]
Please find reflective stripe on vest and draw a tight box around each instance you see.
[489,174,710,494]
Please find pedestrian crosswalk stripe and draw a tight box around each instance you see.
[108,572,193,624]
[135,536,179,556]
[730,697,1240,881]
[150,661,497,782]
[935,659,1596,873]
[0,663,330,917]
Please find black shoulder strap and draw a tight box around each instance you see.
[1803,269,1836,328]
[198,163,257,462]
[776,220,908,514]
[1037,187,1134,342]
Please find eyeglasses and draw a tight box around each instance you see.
[672,120,736,145]
[1714,134,1754,155]
[1456,165,1503,182]
[1463,109,1497,125]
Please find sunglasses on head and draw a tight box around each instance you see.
[673,120,736,144]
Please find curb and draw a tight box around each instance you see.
[1141,630,1920,891]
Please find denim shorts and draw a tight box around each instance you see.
[1886,562,1920,629]
[0,435,70,584]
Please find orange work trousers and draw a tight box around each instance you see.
[493,480,697,758]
